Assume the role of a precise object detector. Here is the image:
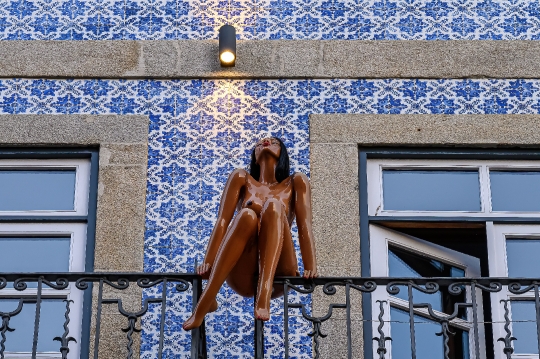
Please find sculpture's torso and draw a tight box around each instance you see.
[241,174,295,224]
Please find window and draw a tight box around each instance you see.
[365,155,540,359]
[488,224,540,358]
[368,159,540,217]
[0,157,93,359]
[370,225,484,359]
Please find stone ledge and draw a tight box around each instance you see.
[1,40,540,79]
[0,115,149,145]
[310,114,540,146]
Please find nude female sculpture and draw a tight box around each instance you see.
[182,137,318,330]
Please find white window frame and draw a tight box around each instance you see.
[487,223,540,359]
[0,159,90,216]
[367,159,540,218]
[0,158,91,359]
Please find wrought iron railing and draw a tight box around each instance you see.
[273,277,540,359]
[0,273,205,359]
[1,274,540,359]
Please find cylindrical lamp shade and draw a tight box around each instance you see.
[219,25,236,67]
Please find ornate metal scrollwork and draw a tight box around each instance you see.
[103,298,162,359]
[53,300,77,359]
[386,280,440,296]
[414,302,472,359]
[288,302,346,359]
[0,299,24,359]
[372,300,391,359]
[497,299,517,359]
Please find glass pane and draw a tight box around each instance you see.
[490,171,540,212]
[0,170,76,211]
[510,301,538,354]
[382,170,481,211]
[506,239,540,277]
[390,307,470,359]
[389,247,466,315]
[0,238,70,272]
[0,299,65,352]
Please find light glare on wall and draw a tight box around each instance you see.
[219,25,236,67]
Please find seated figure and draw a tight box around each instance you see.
[183,136,318,330]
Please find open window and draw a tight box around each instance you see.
[370,224,485,359]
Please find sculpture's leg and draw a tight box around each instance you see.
[271,223,298,299]
[255,199,286,321]
[183,208,258,330]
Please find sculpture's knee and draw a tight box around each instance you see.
[237,208,258,229]
[261,198,284,220]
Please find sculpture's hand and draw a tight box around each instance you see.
[197,263,212,279]
[302,269,318,279]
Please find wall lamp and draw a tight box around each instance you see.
[219,25,236,67]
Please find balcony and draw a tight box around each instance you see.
[0,273,538,359]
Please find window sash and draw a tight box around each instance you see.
[486,223,540,359]
[368,159,540,217]
[0,223,86,359]
[0,159,90,216]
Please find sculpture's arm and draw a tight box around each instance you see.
[293,173,318,278]
[198,169,247,278]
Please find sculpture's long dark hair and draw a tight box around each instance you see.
[249,137,290,183]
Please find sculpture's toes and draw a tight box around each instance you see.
[254,307,270,321]
[182,313,203,331]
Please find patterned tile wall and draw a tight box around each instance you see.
[1,0,540,40]
[2,78,540,357]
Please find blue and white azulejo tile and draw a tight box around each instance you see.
[1,0,540,40]
[2,78,540,357]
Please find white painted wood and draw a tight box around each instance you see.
[488,223,540,359]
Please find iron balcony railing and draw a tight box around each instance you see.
[0,274,539,359]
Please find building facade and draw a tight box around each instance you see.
[1,1,540,358]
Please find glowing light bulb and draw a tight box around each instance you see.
[220,51,235,64]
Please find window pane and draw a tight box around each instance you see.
[0,299,65,352]
[390,307,470,359]
[490,171,540,211]
[0,170,76,211]
[389,247,465,315]
[506,239,540,277]
[510,301,538,354]
[0,238,70,272]
[382,170,481,211]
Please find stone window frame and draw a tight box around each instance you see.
[0,114,149,358]
[309,113,540,359]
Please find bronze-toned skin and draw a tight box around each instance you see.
[182,137,317,330]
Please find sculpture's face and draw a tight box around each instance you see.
[254,137,281,163]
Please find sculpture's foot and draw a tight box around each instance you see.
[254,306,270,321]
[183,298,218,331]
[182,311,205,331]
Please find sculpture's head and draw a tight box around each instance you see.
[250,137,290,183]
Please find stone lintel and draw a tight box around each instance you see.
[0,40,539,79]
[310,114,540,146]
